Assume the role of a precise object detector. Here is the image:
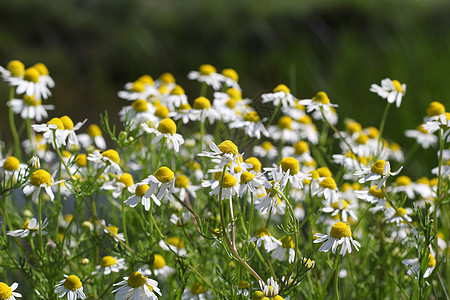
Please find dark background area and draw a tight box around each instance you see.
[1,0,449,176]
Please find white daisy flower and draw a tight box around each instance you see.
[32,62,55,88]
[170,212,191,226]
[238,171,269,198]
[22,169,59,202]
[253,141,278,160]
[228,111,269,139]
[142,254,175,279]
[322,199,358,223]
[78,124,107,150]
[32,117,69,148]
[392,176,416,199]
[161,85,188,110]
[281,141,313,163]
[173,174,201,201]
[0,281,22,300]
[0,156,28,181]
[8,94,54,122]
[87,149,123,175]
[169,103,197,124]
[370,78,406,108]
[60,116,87,149]
[312,177,339,204]
[9,66,52,100]
[198,140,242,171]
[141,118,184,152]
[268,116,300,144]
[412,177,434,199]
[385,206,413,226]
[187,64,223,91]
[140,166,175,208]
[297,115,320,145]
[271,236,296,263]
[92,256,127,277]
[271,157,311,189]
[355,186,388,212]
[219,68,241,90]
[255,171,289,214]
[314,221,361,256]
[0,60,25,83]
[159,237,187,256]
[117,78,158,101]
[7,218,48,238]
[102,172,136,198]
[54,275,86,300]
[402,252,436,279]
[423,112,450,142]
[261,84,296,108]
[181,282,214,300]
[354,160,402,190]
[112,270,161,300]
[119,99,156,129]
[258,277,280,298]
[191,97,220,124]
[124,183,151,210]
[404,123,438,149]
[247,228,282,252]
[298,91,338,120]
[101,221,126,242]
[208,173,239,199]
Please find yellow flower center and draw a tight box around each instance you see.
[240,172,255,184]
[238,280,250,289]
[157,118,177,135]
[280,157,300,175]
[366,127,379,139]
[252,291,264,299]
[21,220,31,230]
[332,200,349,210]
[87,124,102,137]
[0,282,13,299]
[178,103,191,111]
[309,170,320,180]
[75,154,87,167]
[369,186,384,198]
[227,88,242,100]
[261,141,273,151]
[199,64,216,75]
[190,282,207,295]
[243,111,260,122]
[100,256,117,268]
[221,173,237,188]
[330,222,352,238]
[156,73,173,85]
[153,254,166,269]
[60,115,74,130]
[23,67,40,83]
[293,141,309,155]
[312,91,330,104]
[64,214,73,223]
[135,184,150,196]
[159,85,169,95]
[319,177,337,190]
[138,74,153,85]
[428,254,436,268]
[130,81,145,92]
[167,236,184,248]
[416,177,429,185]
[154,166,175,183]
[175,174,190,188]
[245,157,262,173]
[266,286,277,297]
[3,156,20,171]
[254,228,271,237]
[273,84,290,94]
[30,169,51,187]
[23,95,42,106]
[222,68,239,81]
[127,271,147,288]
[298,115,313,125]
[396,176,411,186]
[317,167,332,178]
[7,60,25,77]
[280,236,294,248]
[117,173,134,187]
[170,85,185,95]
[355,134,369,145]
[154,105,169,119]
[47,117,64,130]
[101,149,120,164]
[278,116,292,130]
[218,140,239,155]
[64,275,82,291]
[417,123,429,134]
[33,63,49,75]
[345,120,362,134]
[108,225,119,235]
[132,99,148,112]
[396,207,407,216]
[193,97,211,110]
[427,101,446,117]
[371,160,388,175]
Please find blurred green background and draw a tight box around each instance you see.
[0,0,449,175]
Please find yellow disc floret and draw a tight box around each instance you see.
[396,176,411,186]
[153,254,166,269]
[60,115,74,130]
[155,105,170,119]
[245,157,262,173]
[75,154,87,167]
[33,63,49,75]
[355,134,369,145]
[100,256,117,268]
[157,118,177,135]
[101,149,120,164]
[47,117,64,130]
[330,222,352,238]
[199,64,216,75]
[254,228,271,237]
[170,85,185,95]
[280,157,300,175]
[132,99,148,112]
[135,184,150,196]
[273,84,290,94]
[427,101,445,117]
[261,141,273,151]
[23,95,42,106]
[417,123,429,134]
[160,72,175,84]
[369,186,384,199]
[371,160,388,175]
[0,282,13,299]
[278,116,292,130]
[218,140,239,155]
[3,156,20,171]
[332,200,349,210]
[319,177,336,190]
[107,225,119,235]
[298,115,313,124]
[226,87,242,100]
[280,236,294,248]
[317,167,332,178]
[30,169,51,187]
[366,127,379,139]
[221,173,237,188]
[312,91,330,104]
[222,68,239,81]
[117,173,134,187]
[240,172,255,184]
[243,111,260,122]
[23,67,40,83]
[175,174,190,188]
[345,120,362,134]
[127,271,147,288]
[87,124,102,137]
[293,141,309,155]
[154,166,175,183]
[64,275,82,291]
[130,81,145,92]
[392,80,403,93]
[193,97,211,110]
[167,236,184,248]
[190,282,207,295]
[138,74,153,85]
[7,60,25,77]
[428,253,436,268]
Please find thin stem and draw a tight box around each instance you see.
[8,87,21,158]
[229,196,237,251]
[381,188,414,228]
[352,205,371,231]
[266,101,282,128]
[155,137,167,170]
[121,192,129,245]
[38,191,44,254]
[376,102,392,157]
[334,255,341,300]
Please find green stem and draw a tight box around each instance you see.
[352,205,371,232]
[377,102,392,157]
[121,192,129,245]
[8,87,21,158]
[154,137,167,169]
[199,118,205,153]
[267,101,282,128]
[334,255,341,300]
[38,191,44,254]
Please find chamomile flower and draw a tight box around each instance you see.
[271,236,296,263]
[261,84,296,108]
[274,157,311,189]
[322,199,357,223]
[8,94,54,122]
[60,115,87,148]
[392,176,415,199]
[248,228,282,252]
[119,99,156,129]
[238,171,268,197]
[405,123,438,149]
[268,116,300,144]
[385,206,413,226]
[188,64,223,91]
[191,96,220,124]
[198,140,242,171]
[355,186,387,212]
[169,103,197,124]
[173,174,200,201]
[181,282,213,300]
[220,68,240,90]
[112,270,161,300]
[78,124,106,150]
[298,91,338,120]
[101,221,126,242]
[87,149,123,175]
[354,160,402,190]
[258,277,280,298]
[209,173,239,199]
[140,166,175,207]
[117,78,157,101]
[314,221,361,256]
[102,172,135,198]
[33,62,54,88]
[402,252,436,279]
[370,78,406,108]
[228,111,269,139]
[0,281,22,300]
[256,171,289,214]
[423,112,450,142]
[281,141,313,163]
[7,218,48,238]
[0,156,28,180]
[54,275,86,300]
[297,115,319,145]
[141,118,184,152]
[0,60,25,83]
[170,212,191,226]
[159,237,187,256]
[312,177,338,204]
[92,256,127,277]
[22,169,57,202]
[9,66,52,100]
[254,141,278,160]
[32,117,68,148]
[142,254,175,279]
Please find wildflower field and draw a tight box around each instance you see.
[0,58,448,300]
